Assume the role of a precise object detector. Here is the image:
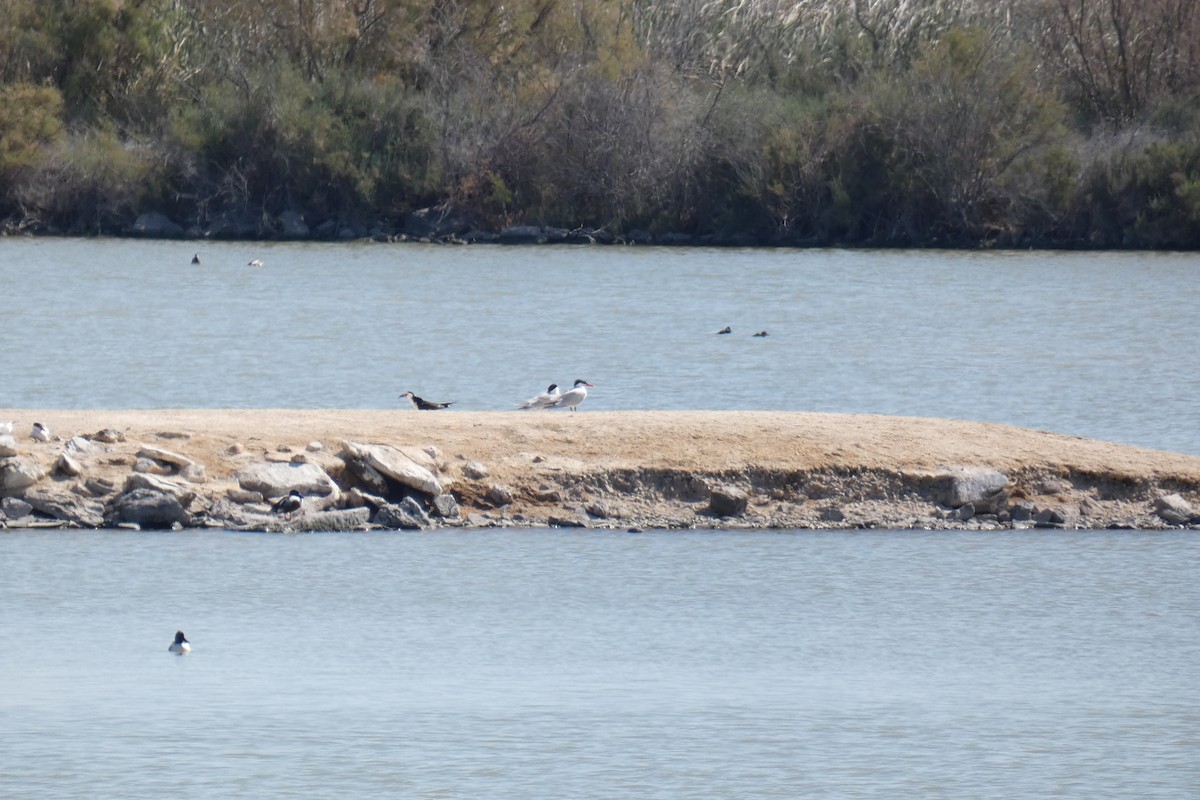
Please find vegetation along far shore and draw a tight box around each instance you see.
[2,1,1200,248]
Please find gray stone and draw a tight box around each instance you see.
[498,224,546,244]
[0,435,17,457]
[56,452,85,477]
[819,506,846,523]
[91,428,125,443]
[64,436,92,453]
[708,485,749,517]
[237,461,337,498]
[124,473,196,503]
[110,488,190,528]
[340,441,442,496]
[487,484,514,507]
[463,461,489,480]
[431,493,460,519]
[84,477,116,497]
[306,441,324,452]
[180,463,207,483]
[375,498,432,530]
[345,458,389,494]
[942,467,1009,510]
[2,496,33,520]
[587,500,615,519]
[227,488,265,505]
[548,514,589,528]
[346,487,388,510]
[956,503,976,521]
[1010,502,1036,522]
[134,457,172,475]
[1154,493,1195,525]
[137,444,194,469]
[25,489,104,528]
[1,456,43,493]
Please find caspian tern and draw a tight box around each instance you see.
[168,630,192,655]
[518,383,560,410]
[549,379,595,411]
[400,391,454,410]
[30,422,51,442]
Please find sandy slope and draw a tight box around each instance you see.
[3,409,1199,529]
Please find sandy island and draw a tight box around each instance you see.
[2,410,1199,530]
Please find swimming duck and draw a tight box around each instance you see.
[717,326,732,334]
[753,330,769,337]
[168,630,192,655]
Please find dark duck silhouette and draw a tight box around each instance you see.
[400,391,454,410]
[717,326,732,334]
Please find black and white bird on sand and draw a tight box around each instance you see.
[400,391,454,410]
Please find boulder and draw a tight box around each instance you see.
[65,436,92,453]
[431,493,460,519]
[375,497,432,530]
[463,461,489,480]
[124,473,197,503]
[56,452,86,477]
[487,484,514,507]
[134,457,173,475]
[708,485,749,517]
[340,441,442,496]
[109,488,190,528]
[236,461,337,498]
[137,444,194,470]
[2,496,33,520]
[941,466,1009,511]
[402,205,477,239]
[130,212,184,238]
[819,506,846,523]
[1154,493,1195,525]
[25,489,104,528]
[548,514,589,528]
[0,435,18,457]
[1,456,44,493]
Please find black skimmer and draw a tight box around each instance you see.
[717,326,732,334]
[168,630,192,655]
[271,490,304,514]
[400,391,454,410]
[753,330,769,337]
[247,258,264,267]
[30,422,51,442]
[518,383,561,410]
[549,379,594,411]
[191,254,201,264]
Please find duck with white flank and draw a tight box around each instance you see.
[518,383,560,410]
[400,391,454,410]
[30,422,51,442]
[169,630,192,655]
[549,379,595,411]
[247,258,264,267]
[272,490,303,514]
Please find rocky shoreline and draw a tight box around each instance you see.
[2,410,1200,532]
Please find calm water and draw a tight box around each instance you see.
[1,528,1197,799]
[1,239,1198,453]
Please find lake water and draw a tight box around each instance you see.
[1,239,1198,454]
[1,527,1197,799]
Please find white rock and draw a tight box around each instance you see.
[237,461,338,498]
[340,441,443,496]
[306,441,324,452]
[137,444,195,469]
[1,456,44,492]
[0,435,17,457]
[65,436,92,453]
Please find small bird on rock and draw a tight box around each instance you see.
[400,391,454,410]
[271,490,303,514]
